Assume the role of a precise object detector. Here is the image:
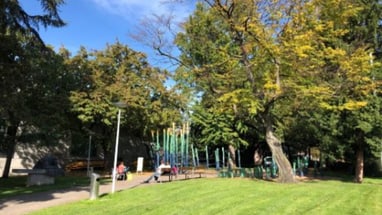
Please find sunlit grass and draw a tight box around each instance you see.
[30,177,382,215]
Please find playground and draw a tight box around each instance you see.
[145,124,317,182]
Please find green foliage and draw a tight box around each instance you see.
[176,2,264,149]
[0,34,71,142]
[174,0,382,180]
[0,0,68,178]
[68,41,183,145]
[191,104,249,148]
[0,0,65,44]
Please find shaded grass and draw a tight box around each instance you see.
[0,175,91,199]
[0,170,116,200]
[31,177,382,215]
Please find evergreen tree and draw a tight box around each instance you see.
[0,0,66,178]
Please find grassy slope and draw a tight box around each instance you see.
[31,177,382,215]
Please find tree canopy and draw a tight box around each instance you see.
[0,0,66,178]
[68,41,185,160]
[171,0,382,182]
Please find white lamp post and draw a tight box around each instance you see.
[87,135,92,177]
[111,102,127,194]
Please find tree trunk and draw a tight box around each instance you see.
[354,145,364,183]
[1,125,18,178]
[228,145,237,168]
[264,115,295,183]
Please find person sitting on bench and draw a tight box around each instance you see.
[171,164,178,179]
[143,160,170,183]
[117,161,128,180]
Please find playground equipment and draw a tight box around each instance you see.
[149,125,284,180]
[150,123,200,170]
[263,156,278,179]
[292,155,309,177]
[215,147,258,178]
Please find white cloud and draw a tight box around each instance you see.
[90,0,195,22]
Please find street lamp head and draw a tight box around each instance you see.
[112,101,128,108]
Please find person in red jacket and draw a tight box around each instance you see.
[117,161,128,180]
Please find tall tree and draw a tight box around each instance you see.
[0,0,66,178]
[69,42,182,165]
[0,0,65,41]
[325,0,382,183]
[175,0,379,183]
[175,0,299,182]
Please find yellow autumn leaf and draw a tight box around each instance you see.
[339,101,368,111]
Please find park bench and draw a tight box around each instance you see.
[182,167,205,179]
[12,169,54,186]
[65,160,105,171]
[160,167,175,182]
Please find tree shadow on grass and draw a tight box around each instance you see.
[295,170,356,184]
[0,186,89,211]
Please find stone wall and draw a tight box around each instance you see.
[0,134,153,175]
[0,141,70,175]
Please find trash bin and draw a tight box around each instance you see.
[89,173,100,200]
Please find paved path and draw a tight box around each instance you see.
[0,173,152,215]
[0,171,217,215]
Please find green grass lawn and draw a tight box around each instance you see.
[29,177,382,215]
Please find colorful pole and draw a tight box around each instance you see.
[166,128,170,163]
[205,145,209,168]
[174,126,178,165]
[156,130,160,168]
[180,128,184,166]
[162,128,165,162]
[195,148,199,166]
[185,123,189,167]
[191,144,196,167]
[172,124,176,166]
[222,147,225,168]
[238,149,241,168]
[215,149,220,170]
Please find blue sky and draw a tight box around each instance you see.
[19,0,196,68]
